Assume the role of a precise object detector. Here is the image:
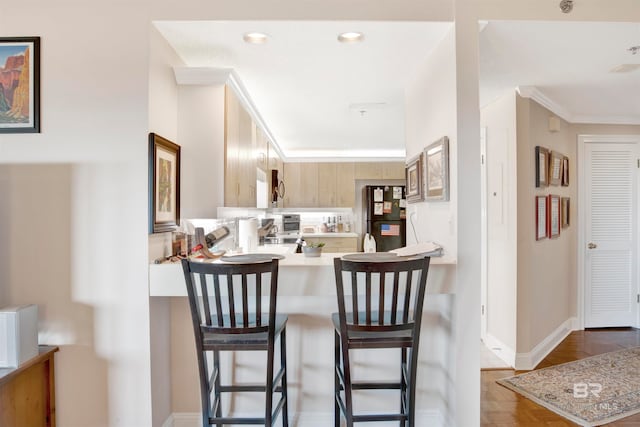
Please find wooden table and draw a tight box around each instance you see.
[0,346,58,427]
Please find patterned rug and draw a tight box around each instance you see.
[497,347,640,426]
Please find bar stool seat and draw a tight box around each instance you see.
[202,313,288,349]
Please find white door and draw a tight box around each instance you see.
[583,138,639,328]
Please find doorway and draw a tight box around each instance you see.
[579,135,640,328]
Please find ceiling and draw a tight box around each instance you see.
[155,20,640,160]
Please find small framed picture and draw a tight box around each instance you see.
[0,37,40,133]
[536,195,547,240]
[149,133,181,233]
[547,194,561,238]
[561,156,569,187]
[424,136,450,201]
[406,153,424,203]
[549,151,563,186]
[561,197,570,228]
[535,146,549,187]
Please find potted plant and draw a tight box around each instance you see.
[302,242,325,257]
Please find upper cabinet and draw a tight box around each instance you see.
[283,161,404,208]
[224,87,256,207]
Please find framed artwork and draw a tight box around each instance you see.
[149,133,181,233]
[535,146,549,187]
[547,194,561,238]
[424,136,449,201]
[549,151,563,186]
[561,197,570,228]
[536,195,547,240]
[406,153,424,203]
[561,156,569,186]
[0,37,40,133]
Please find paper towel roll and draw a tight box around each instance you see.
[238,218,258,253]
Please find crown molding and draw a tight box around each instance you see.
[517,85,640,125]
[172,67,232,85]
[172,67,286,160]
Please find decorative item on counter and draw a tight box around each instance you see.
[321,217,328,232]
[302,242,324,257]
[295,237,306,253]
[204,226,231,248]
[363,233,377,253]
[193,227,226,259]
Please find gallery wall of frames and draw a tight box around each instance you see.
[535,145,570,241]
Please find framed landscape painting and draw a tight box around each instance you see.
[424,136,450,201]
[149,133,181,233]
[0,37,40,133]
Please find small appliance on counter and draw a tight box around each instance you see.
[282,214,300,233]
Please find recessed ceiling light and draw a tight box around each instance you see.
[243,32,268,44]
[337,32,364,43]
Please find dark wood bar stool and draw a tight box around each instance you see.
[181,258,288,426]
[332,255,431,426]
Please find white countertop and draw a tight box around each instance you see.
[149,251,456,297]
[300,232,358,238]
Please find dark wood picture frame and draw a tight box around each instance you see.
[424,136,450,201]
[149,133,181,233]
[561,156,569,186]
[406,152,424,203]
[535,146,549,187]
[549,151,563,186]
[547,194,561,238]
[536,195,547,240]
[0,37,40,133]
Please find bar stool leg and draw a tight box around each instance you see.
[408,348,418,426]
[400,348,407,426]
[266,341,275,426]
[213,350,222,427]
[281,328,289,427]
[334,331,341,427]
[341,338,354,427]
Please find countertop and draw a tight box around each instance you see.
[149,249,456,297]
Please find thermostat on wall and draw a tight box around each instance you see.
[0,304,38,368]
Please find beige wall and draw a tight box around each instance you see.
[481,92,518,354]
[516,95,576,353]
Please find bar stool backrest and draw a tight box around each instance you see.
[333,256,430,334]
[181,259,280,338]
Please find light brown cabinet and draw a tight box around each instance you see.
[304,236,357,253]
[283,161,402,208]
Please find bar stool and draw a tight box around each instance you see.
[332,255,431,426]
[181,258,288,426]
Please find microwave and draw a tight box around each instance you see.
[282,214,300,232]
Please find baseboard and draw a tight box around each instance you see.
[514,317,577,370]
[483,333,516,367]
[164,410,444,426]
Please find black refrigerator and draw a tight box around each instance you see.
[364,185,406,252]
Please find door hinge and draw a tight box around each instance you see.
[637,159,639,168]
[481,154,485,165]
[481,305,485,315]
[637,294,639,303]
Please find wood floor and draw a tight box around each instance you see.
[482,328,640,426]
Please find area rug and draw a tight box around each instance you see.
[497,347,640,426]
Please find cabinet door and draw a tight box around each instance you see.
[238,104,256,207]
[255,126,269,172]
[283,162,318,207]
[355,162,382,179]
[224,87,241,206]
[318,163,337,207]
[382,162,405,180]
[335,162,355,207]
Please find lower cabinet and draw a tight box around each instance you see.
[304,236,357,253]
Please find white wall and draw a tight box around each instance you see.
[480,92,517,357]
[148,24,183,427]
[405,27,458,257]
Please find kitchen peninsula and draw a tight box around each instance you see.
[149,251,456,421]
